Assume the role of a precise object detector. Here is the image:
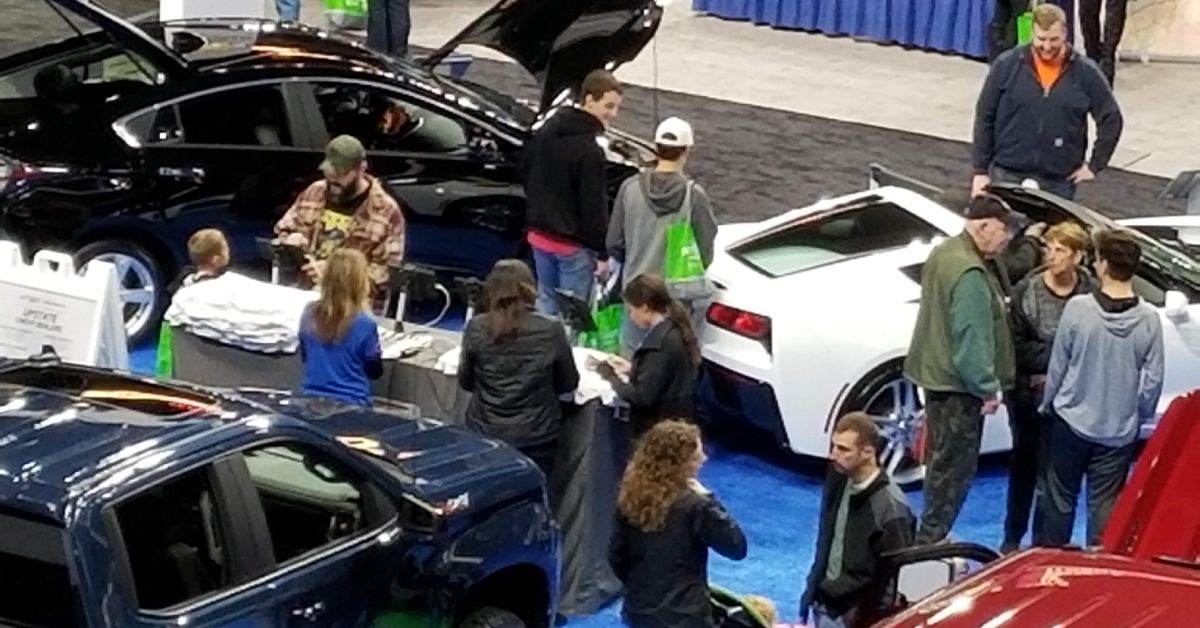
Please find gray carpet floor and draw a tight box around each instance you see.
[4,0,1181,224]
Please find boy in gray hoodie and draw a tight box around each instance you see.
[1036,228,1164,547]
[607,117,718,354]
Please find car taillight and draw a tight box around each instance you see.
[706,302,771,341]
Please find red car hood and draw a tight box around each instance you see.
[880,549,1200,627]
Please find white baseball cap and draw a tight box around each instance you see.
[654,117,694,147]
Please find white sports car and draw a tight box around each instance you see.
[697,178,1200,483]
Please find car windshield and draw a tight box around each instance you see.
[0,511,79,627]
[730,199,944,277]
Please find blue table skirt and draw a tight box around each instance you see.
[693,0,995,59]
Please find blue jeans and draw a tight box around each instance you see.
[532,247,595,318]
[275,0,300,21]
[367,0,411,57]
[991,164,1076,200]
[1034,413,1135,547]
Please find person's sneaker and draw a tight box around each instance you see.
[999,541,1020,555]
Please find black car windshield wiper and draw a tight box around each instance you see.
[41,0,158,85]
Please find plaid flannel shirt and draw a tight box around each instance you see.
[275,176,406,311]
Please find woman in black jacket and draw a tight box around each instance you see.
[1002,221,1094,553]
[596,274,700,438]
[459,260,580,476]
[610,420,747,628]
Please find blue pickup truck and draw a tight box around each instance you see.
[0,358,558,627]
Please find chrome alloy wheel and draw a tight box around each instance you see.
[863,376,926,485]
[88,252,157,340]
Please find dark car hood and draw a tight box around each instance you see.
[424,0,664,110]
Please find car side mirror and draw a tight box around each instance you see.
[1165,290,1189,321]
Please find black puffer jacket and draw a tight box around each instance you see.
[610,489,748,628]
[458,311,580,448]
[521,106,610,256]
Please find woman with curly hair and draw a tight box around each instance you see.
[609,421,747,628]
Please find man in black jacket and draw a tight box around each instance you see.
[1002,221,1094,553]
[522,70,624,317]
[802,413,915,628]
[971,4,1122,202]
[1080,0,1129,85]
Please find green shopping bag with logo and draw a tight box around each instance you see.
[664,182,714,300]
[325,0,368,31]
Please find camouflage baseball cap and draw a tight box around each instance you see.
[319,135,366,177]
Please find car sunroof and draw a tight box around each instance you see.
[0,365,219,417]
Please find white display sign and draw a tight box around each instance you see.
[0,241,128,369]
[160,0,269,21]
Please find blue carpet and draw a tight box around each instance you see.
[130,311,1087,627]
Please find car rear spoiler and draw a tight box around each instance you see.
[868,164,945,199]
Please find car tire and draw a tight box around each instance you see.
[74,239,167,347]
[838,360,926,487]
[458,607,526,628]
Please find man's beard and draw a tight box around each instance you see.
[1036,45,1064,62]
[330,176,363,205]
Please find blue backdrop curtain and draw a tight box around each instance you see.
[692,0,995,59]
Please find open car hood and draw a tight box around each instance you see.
[424,0,664,111]
[41,0,189,79]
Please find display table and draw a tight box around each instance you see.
[168,326,627,616]
[693,0,993,59]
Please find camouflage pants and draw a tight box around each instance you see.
[916,391,984,544]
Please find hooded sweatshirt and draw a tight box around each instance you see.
[1042,290,1165,447]
[521,106,610,256]
[606,171,718,288]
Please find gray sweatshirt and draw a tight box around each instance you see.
[1041,291,1165,447]
[606,171,718,288]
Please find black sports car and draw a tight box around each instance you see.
[0,0,661,343]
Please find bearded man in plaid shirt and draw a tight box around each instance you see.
[275,135,406,312]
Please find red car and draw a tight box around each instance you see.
[876,390,1200,626]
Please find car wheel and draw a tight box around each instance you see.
[457,607,526,628]
[75,240,166,346]
[839,361,926,486]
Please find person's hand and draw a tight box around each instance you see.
[594,361,617,382]
[1030,374,1047,389]
[302,258,326,284]
[1024,221,1048,240]
[594,258,610,278]
[982,392,1002,415]
[971,173,991,197]
[280,232,309,248]
[1069,164,1096,185]
[607,355,631,376]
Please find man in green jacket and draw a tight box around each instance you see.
[905,194,1020,543]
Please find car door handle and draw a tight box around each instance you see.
[157,166,205,179]
[291,601,326,622]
